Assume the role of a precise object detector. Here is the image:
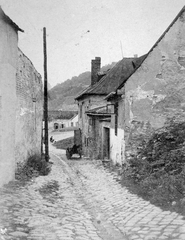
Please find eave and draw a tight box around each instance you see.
[86,113,111,117]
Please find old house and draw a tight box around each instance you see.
[107,6,185,165]
[70,114,79,127]
[50,114,79,130]
[75,55,145,159]
[75,57,107,157]
[0,7,43,187]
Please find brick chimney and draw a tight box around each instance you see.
[91,57,101,85]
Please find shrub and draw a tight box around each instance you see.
[122,120,185,214]
[15,154,51,182]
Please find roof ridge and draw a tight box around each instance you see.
[90,55,145,94]
[88,59,122,93]
[117,5,185,90]
[75,85,92,100]
[0,6,24,32]
[88,57,138,94]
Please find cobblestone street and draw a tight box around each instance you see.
[0,145,185,240]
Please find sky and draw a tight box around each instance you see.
[0,0,185,88]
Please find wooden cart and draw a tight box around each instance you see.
[66,129,82,159]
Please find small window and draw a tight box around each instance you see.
[84,136,89,147]
[89,118,92,125]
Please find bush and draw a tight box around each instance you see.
[122,120,185,214]
[15,154,51,182]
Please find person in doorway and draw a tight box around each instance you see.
[50,136,54,143]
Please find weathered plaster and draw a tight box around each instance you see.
[122,11,185,162]
[110,128,125,165]
[0,17,17,187]
[108,96,126,165]
[15,49,43,164]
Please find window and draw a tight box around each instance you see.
[84,136,89,147]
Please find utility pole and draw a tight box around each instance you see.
[43,27,49,162]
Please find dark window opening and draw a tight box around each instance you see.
[80,105,82,118]
[54,123,59,130]
[103,127,110,159]
[114,102,118,136]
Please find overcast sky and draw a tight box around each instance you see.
[1,0,185,87]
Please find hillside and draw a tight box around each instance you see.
[48,62,116,110]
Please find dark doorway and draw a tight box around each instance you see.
[54,123,59,130]
[103,127,110,159]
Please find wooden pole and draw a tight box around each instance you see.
[43,27,49,162]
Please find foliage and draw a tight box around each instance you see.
[122,120,185,215]
[15,154,51,182]
[48,62,117,110]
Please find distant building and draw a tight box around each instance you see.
[70,114,79,127]
[52,114,79,130]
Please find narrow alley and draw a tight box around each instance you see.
[0,141,185,240]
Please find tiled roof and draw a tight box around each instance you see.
[89,55,146,95]
[76,6,185,101]
[75,55,146,100]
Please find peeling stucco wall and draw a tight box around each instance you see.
[87,117,101,159]
[109,96,126,165]
[110,128,125,165]
[15,49,43,164]
[123,11,185,161]
[0,16,18,187]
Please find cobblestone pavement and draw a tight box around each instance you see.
[0,146,185,240]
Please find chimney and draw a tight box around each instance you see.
[134,54,138,58]
[91,57,101,85]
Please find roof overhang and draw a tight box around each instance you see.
[75,93,106,101]
[86,113,111,117]
[86,104,114,116]
[104,91,122,101]
[99,117,111,122]
[1,7,24,32]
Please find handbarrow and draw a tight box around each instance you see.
[66,129,82,159]
[66,144,82,159]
